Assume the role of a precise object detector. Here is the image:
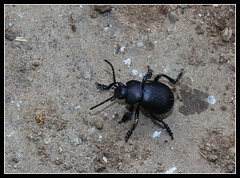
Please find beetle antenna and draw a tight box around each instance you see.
[90,95,116,110]
[104,59,116,84]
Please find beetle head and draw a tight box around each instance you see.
[114,82,127,99]
[90,60,127,110]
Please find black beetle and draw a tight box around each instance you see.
[90,60,184,142]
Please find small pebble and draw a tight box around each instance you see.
[119,46,126,53]
[195,25,205,34]
[94,119,103,130]
[136,42,144,48]
[227,164,234,173]
[146,42,155,51]
[132,69,138,75]
[221,27,232,42]
[54,158,63,165]
[152,131,162,138]
[94,5,112,14]
[35,113,45,125]
[32,62,40,68]
[205,95,216,104]
[220,106,227,111]
[124,58,131,67]
[165,167,177,174]
[167,27,172,35]
[5,29,15,41]
[102,156,108,163]
[219,54,229,63]
[90,11,98,18]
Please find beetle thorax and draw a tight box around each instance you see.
[125,80,142,105]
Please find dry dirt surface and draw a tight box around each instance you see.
[5,5,235,173]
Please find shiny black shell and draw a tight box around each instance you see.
[141,82,174,114]
[125,80,174,114]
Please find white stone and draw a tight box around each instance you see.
[152,131,161,138]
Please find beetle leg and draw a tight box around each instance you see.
[125,104,140,142]
[149,113,174,140]
[154,69,184,84]
[142,66,153,84]
[95,82,116,90]
[119,105,134,123]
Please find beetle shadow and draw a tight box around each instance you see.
[140,107,174,129]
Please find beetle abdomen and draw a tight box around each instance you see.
[141,82,174,114]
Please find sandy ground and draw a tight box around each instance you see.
[5,5,235,173]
